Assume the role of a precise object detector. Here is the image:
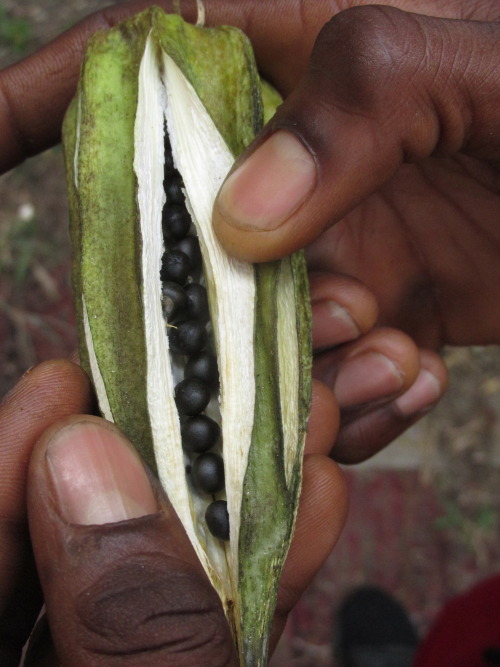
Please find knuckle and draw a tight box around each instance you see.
[311,6,424,113]
[0,80,29,171]
[74,554,234,666]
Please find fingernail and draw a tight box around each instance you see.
[394,368,442,416]
[312,300,361,346]
[46,421,158,525]
[329,352,404,408]
[216,130,316,231]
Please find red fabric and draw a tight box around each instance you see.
[414,574,500,667]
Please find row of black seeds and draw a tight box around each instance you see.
[161,131,229,542]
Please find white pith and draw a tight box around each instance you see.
[83,297,114,423]
[73,94,82,190]
[131,35,257,603]
[163,50,257,599]
[276,259,301,487]
[69,15,311,665]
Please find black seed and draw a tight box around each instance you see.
[185,283,210,323]
[181,415,220,453]
[205,500,229,541]
[168,319,207,355]
[185,351,219,387]
[164,140,175,173]
[165,171,184,204]
[174,235,202,272]
[191,452,225,494]
[161,282,187,321]
[163,129,175,171]
[174,378,210,415]
[162,204,191,240]
[160,250,190,284]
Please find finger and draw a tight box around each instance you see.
[22,613,58,667]
[27,416,237,667]
[0,0,175,173]
[332,349,448,463]
[272,454,348,645]
[305,379,340,456]
[313,327,421,411]
[21,613,57,667]
[309,271,378,350]
[0,0,335,174]
[0,360,93,667]
[213,6,500,261]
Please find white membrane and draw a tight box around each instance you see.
[196,0,205,26]
[134,34,196,555]
[83,296,114,423]
[134,35,249,598]
[73,94,82,190]
[276,259,300,487]
[163,53,256,593]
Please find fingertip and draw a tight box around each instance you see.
[30,416,158,526]
[0,360,95,510]
[2,359,89,405]
[306,379,340,455]
[28,359,91,400]
[309,272,379,349]
[213,194,306,263]
[332,349,448,463]
[301,454,348,539]
[314,327,421,410]
[213,129,319,262]
[219,131,316,227]
[278,454,347,614]
[393,348,447,418]
[420,348,448,392]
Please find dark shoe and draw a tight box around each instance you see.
[334,586,419,667]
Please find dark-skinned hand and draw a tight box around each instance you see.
[0,0,499,664]
[0,361,345,665]
[3,0,500,466]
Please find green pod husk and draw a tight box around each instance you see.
[63,7,311,666]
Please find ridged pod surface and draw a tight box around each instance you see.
[63,8,311,666]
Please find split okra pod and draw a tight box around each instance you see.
[63,8,312,666]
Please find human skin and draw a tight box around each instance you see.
[2,0,500,462]
[0,0,499,664]
[0,361,345,665]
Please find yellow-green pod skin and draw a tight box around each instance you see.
[63,8,311,666]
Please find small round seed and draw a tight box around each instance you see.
[161,282,187,321]
[165,171,184,204]
[175,377,211,415]
[185,283,210,323]
[185,351,219,387]
[160,250,190,284]
[191,452,225,494]
[174,236,202,272]
[205,500,229,541]
[162,204,191,240]
[164,146,174,173]
[181,415,221,453]
[168,319,207,355]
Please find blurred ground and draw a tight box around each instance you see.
[1,3,500,666]
[272,346,500,665]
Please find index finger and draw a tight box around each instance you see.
[0,360,93,665]
[0,0,332,174]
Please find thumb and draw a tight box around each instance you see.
[213,5,500,261]
[27,416,237,667]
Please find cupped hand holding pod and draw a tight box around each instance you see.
[1,0,500,665]
[63,9,317,663]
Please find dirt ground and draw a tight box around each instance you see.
[1,3,500,665]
